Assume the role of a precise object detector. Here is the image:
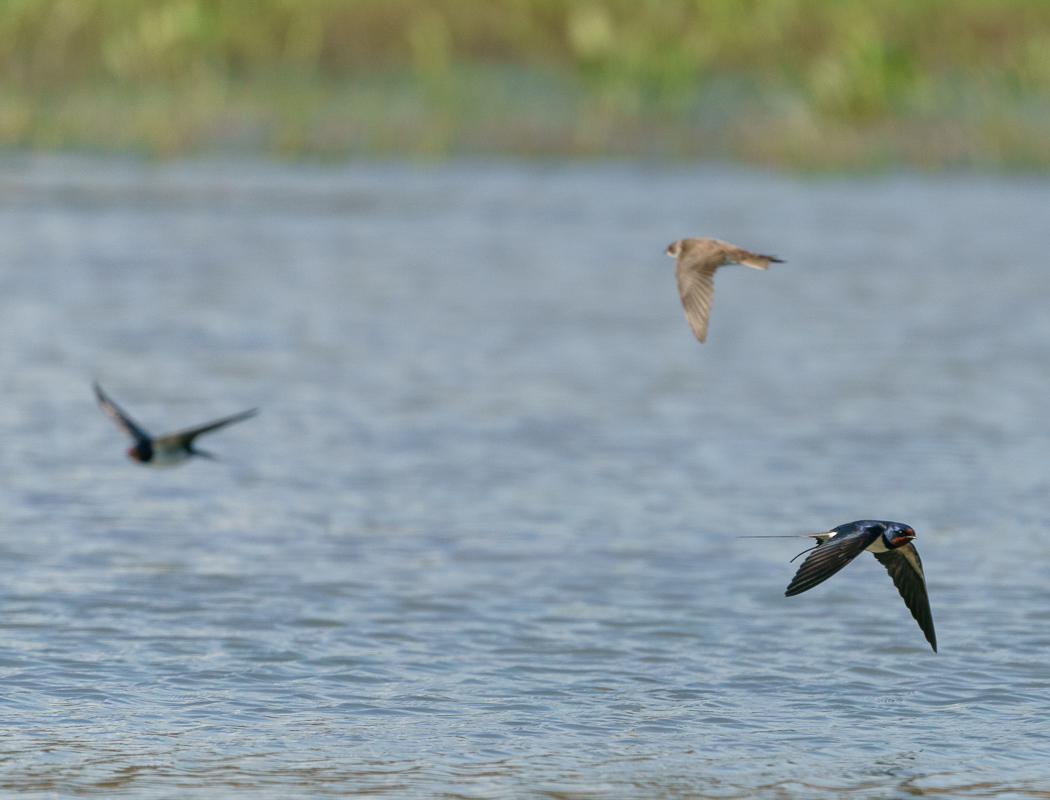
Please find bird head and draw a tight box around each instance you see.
[127,442,152,462]
[884,523,916,549]
[666,240,683,258]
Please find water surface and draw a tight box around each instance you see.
[1,158,1050,798]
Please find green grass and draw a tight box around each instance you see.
[2,0,1050,166]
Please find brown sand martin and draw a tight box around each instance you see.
[666,237,783,343]
[94,382,258,467]
[745,520,936,651]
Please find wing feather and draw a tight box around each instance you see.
[675,263,717,343]
[160,408,258,446]
[93,383,151,444]
[784,529,879,596]
[873,545,937,652]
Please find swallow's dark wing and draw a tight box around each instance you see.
[873,544,937,652]
[784,528,881,596]
[162,408,258,446]
[93,383,151,445]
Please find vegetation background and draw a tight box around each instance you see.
[2,0,1049,167]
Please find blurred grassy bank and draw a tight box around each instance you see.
[2,0,1050,167]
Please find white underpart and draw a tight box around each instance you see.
[898,544,925,578]
[866,536,890,553]
[148,445,191,467]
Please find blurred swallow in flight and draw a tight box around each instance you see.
[745,519,936,652]
[94,382,257,467]
[666,237,783,343]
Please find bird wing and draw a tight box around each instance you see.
[93,383,152,445]
[873,544,937,652]
[675,258,718,343]
[161,408,259,446]
[784,528,882,596]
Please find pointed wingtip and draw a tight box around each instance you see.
[221,407,260,424]
[784,577,810,597]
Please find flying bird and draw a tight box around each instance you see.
[666,237,783,343]
[746,519,936,652]
[94,382,257,467]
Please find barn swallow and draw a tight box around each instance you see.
[666,237,783,343]
[93,382,257,467]
[745,520,936,651]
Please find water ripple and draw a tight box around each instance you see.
[1,159,1049,797]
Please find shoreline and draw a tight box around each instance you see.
[2,67,1048,170]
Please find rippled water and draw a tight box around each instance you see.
[2,157,1050,798]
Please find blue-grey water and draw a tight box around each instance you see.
[1,157,1050,798]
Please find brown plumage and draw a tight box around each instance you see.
[666,237,783,343]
